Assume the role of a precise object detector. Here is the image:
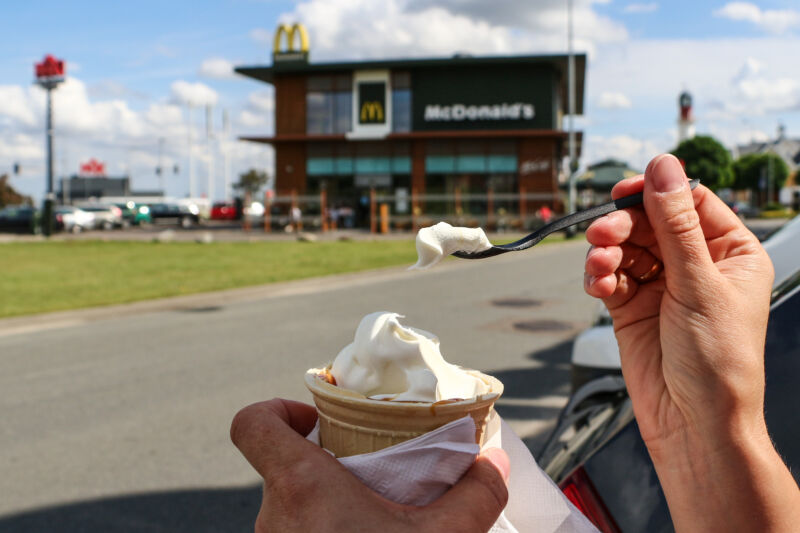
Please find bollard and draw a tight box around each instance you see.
[320,189,328,233]
[379,203,389,234]
[369,187,376,234]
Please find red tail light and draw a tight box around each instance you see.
[559,467,620,533]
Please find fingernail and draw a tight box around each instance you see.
[481,447,510,482]
[650,154,686,193]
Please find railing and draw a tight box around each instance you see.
[259,188,562,233]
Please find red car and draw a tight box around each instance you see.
[210,202,237,220]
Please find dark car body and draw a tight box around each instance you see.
[540,268,800,532]
[148,203,200,228]
[0,205,39,234]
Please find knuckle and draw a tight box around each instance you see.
[662,207,700,236]
[473,460,509,510]
[230,404,260,445]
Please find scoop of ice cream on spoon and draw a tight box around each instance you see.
[410,222,492,270]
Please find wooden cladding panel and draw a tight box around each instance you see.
[274,75,306,135]
[275,143,306,194]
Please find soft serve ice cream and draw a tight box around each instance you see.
[330,312,490,402]
[411,222,492,270]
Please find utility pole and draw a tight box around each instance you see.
[35,55,65,237]
[206,104,215,202]
[223,109,231,201]
[187,105,196,198]
[157,137,165,195]
[566,0,579,235]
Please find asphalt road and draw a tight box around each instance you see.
[0,239,594,532]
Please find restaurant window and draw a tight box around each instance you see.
[307,75,352,134]
[391,71,411,133]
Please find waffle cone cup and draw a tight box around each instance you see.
[305,367,503,457]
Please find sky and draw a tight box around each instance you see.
[2,0,800,202]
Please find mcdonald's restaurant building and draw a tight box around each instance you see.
[236,24,585,228]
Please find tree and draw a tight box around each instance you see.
[671,135,733,190]
[0,174,33,208]
[732,153,788,191]
[233,169,269,195]
[732,153,788,206]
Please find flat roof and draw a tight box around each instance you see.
[235,53,586,115]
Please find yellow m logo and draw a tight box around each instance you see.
[273,23,309,54]
[360,101,384,122]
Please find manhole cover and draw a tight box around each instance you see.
[491,298,543,308]
[177,306,223,313]
[513,319,573,332]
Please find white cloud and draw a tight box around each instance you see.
[0,85,38,127]
[199,57,236,79]
[279,0,626,60]
[715,2,800,35]
[0,133,43,160]
[584,134,660,170]
[170,80,219,107]
[729,57,800,112]
[596,91,632,109]
[247,91,273,113]
[623,3,657,14]
[238,110,269,128]
[250,28,272,45]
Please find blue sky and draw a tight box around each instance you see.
[2,0,800,201]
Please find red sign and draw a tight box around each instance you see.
[80,159,106,177]
[35,55,65,79]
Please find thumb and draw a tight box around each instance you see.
[422,448,510,532]
[644,154,714,287]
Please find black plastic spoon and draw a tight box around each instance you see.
[452,179,700,260]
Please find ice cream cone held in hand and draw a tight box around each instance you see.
[306,312,503,457]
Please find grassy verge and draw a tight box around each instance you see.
[0,233,566,318]
[0,240,419,318]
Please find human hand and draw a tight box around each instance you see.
[230,399,509,533]
[584,153,773,452]
[584,154,800,531]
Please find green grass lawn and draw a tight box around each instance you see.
[0,240,419,318]
[0,233,565,318]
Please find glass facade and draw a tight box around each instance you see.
[306,75,352,134]
[391,71,411,133]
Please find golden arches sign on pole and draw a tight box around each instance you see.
[273,23,309,55]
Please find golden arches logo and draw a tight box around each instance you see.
[273,23,309,54]
[360,101,384,122]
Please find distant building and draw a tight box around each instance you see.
[235,23,586,226]
[734,124,800,206]
[678,91,695,143]
[58,175,163,204]
[568,159,641,206]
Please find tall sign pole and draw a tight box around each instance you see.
[566,0,578,234]
[35,55,65,236]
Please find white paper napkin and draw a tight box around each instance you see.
[307,415,599,532]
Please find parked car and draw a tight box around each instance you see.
[210,201,238,221]
[570,215,800,392]
[75,203,124,230]
[54,205,96,233]
[539,264,800,531]
[725,200,760,219]
[0,205,40,234]
[148,202,201,228]
[113,201,152,226]
[542,217,800,531]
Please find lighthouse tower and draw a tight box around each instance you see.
[678,91,695,143]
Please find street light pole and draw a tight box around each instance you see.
[566,0,579,236]
[35,55,65,237]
